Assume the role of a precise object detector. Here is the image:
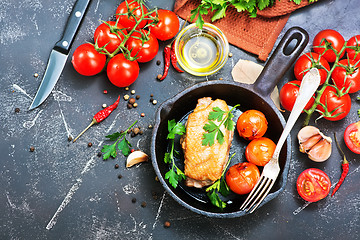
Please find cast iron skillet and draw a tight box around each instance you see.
[151,27,309,218]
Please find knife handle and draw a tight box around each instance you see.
[54,0,91,54]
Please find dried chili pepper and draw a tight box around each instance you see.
[160,46,171,81]
[170,42,183,73]
[331,133,350,197]
[73,96,120,142]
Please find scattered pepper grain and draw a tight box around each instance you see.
[219,77,223,80]
[132,198,137,203]
[152,100,157,105]
[150,94,154,97]
[164,221,171,228]
[118,174,123,179]
[156,60,161,65]
[88,142,93,147]
[133,127,140,135]
[131,90,135,95]
[139,130,143,135]
[114,164,119,169]
[102,104,107,108]
[128,98,136,104]
[103,90,108,94]
[68,135,73,142]
[141,201,147,208]
[136,95,140,100]
[133,102,138,108]
[228,52,233,58]
[124,94,130,101]
[157,74,162,80]
[127,129,132,134]
[97,152,102,157]
[14,108,20,113]
[149,97,154,102]
[141,113,145,117]
[155,176,159,181]
[127,103,133,109]
[125,87,129,91]
[29,146,35,152]
[148,124,153,129]
[34,73,39,77]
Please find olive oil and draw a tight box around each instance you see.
[181,33,220,73]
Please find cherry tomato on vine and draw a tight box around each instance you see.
[149,9,179,41]
[332,59,360,93]
[316,85,351,121]
[313,29,345,63]
[294,52,330,85]
[226,162,260,195]
[116,0,148,30]
[106,54,139,87]
[236,110,268,141]
[245,137,276,167]
[346,35,360,62]
[94,21,127,54]
[344,121,360,154]
[296,168,331,202]
[279,80,315,111]
[71,43,106,76]
[125,30,159,63]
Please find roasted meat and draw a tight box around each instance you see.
[181,97,234,188]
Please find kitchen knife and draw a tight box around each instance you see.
[29,0,91,110]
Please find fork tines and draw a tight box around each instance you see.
[240,176,275,213]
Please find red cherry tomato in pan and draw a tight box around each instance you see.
[94,21,127,53]
[316,86,351,121]
[245,137,276,167]
[236,110,268,141]
[296,168,331,202]
[106,54,139,87]
[72,43,106,76]
[346,35,360,62]
[332,59,360,93]
[149,9,179,41]
[344,121,360,154]
[279,80,315,111]
[116,0,148,30]
[313,29,345,63]
[226,162,260,195]
[294,52,330,85]
[125,30,159,63]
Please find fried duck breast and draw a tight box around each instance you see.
[181,97,234,188]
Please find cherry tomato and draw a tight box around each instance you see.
[226,162,260,195]
[344,121,360,154]
[115,0,148,30]
[71,43,106,76]
[316,86,351,121]
[236,110,268,141]
[346,35,360,62]
[94,21,127,54]
[313,29,345,63]
[106,54,139,87]
[296,168,331,202]
[149,9,179,41]
[279,80,315,111]
[245,137,276,167]
[332,59,360,93]
[125,30,159,63]
[294,52,330,85]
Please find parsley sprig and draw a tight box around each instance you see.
[202,104,239,146]
[101,120,138,160]
[164,119,186,188]
[206,153,235,209]
[191,0,317,29]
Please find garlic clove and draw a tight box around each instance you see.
[126,150,149,168]
[299,134,322,153]
[297,126,321,143]
[308,138,332,162]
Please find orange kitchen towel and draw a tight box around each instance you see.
[174,0,313,61]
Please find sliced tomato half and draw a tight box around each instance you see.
[296,168,331,202]
[344,121,360,154]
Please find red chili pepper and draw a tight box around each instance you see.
[332,133,350,197]
[160,46,171,81]
[171,42,183,73]
[73,96,120,142]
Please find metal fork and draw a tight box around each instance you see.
[240,68,321,213]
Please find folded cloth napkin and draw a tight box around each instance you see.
[174,0,313,61]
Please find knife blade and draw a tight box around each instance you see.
[29,0,90,110]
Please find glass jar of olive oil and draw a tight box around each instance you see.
[174,23,229,76]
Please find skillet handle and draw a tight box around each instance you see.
[253,26,309,97]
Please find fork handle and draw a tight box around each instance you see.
[272,68,321,160]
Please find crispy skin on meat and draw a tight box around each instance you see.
[181,97,234,188]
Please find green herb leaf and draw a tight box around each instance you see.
[118,137,131,156]
[208,107,226,122]
[167,121,186,139]
[101,144,117,160]
[207,189,227,209]
[105,132,122,141]
[202,130,217,146]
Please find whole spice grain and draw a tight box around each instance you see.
[97,152,102,157]
[125,87,129,91]
[136,95,140,100]
[68,136,73,141]
[29,146,35,152]
[127,103,133,109]
[133,127,140,135]
[118,174,123,179]
[103,90,108,94]
[152,100,157,105]
[131,90,135,95]
[124,94,130,101]
[88,142,93,147]
[141,113,145,117]
[157,74,163,80]
[132,198,137,203]
[141,201,147,208]
[128,98,136,104]
[34,73,39,77]
[150,94,154,97]
[133,102,138,108]
[114,164,119,169]
[164,221,171,228]
[15,108,20,113]
[156,60,161,65]
[102,104,107,108]
[73,96,120,142]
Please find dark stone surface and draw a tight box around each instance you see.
[1,0,359,239]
